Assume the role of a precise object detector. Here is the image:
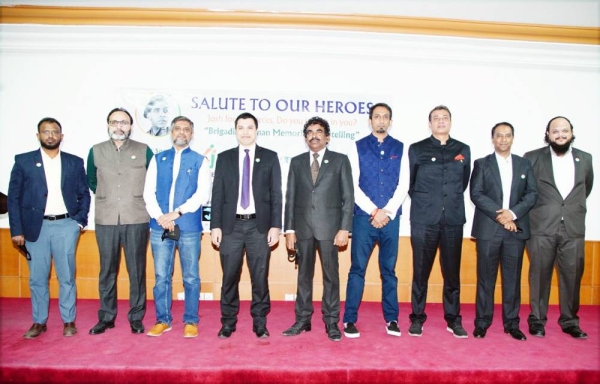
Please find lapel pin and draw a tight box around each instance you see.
[380,150,385,155]
[131,155,137,160]
[431,157,436,162]
[161,157,167,161]
[324,159,329,164]
[36,163,42,167]
[575,157,580,162]
[255,158,260,163]
[521,174,525,179]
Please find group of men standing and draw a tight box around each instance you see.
[7,103,593,343]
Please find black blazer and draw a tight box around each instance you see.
[524,146,593,238]
[8,149,91,242]
[285,149,354,241]
[210,145,282,235]
[470,153,538,240]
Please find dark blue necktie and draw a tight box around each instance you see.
[241,149,250,209]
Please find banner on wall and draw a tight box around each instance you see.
[117,89,389,231]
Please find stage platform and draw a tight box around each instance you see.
[1,298,598,383]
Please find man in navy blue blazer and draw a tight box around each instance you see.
[8,117,90,339]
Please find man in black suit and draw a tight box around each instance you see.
[282,116,354,342]
[408,105,471,338]
[470,122,538,341]
[210,112,282,339]
[8,117,90,339]
[525,116,594,339]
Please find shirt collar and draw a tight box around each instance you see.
[494,151,512,163]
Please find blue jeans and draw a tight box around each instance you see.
[27,218,80,324]
[344,214,400,324]
[150,229,200,325]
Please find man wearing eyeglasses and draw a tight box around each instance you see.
[143,116,211,338]
[87,108,154,336]
[8,117,90,339]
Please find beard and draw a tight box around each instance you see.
[109,130,130,141]
[40,140,61,150]
[549,138,574,155]
[173,138,189,147]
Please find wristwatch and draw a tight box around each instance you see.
[175,207,183,217]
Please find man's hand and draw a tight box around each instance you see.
[495,209,514,225]
[211,228,222,247]
[503,221,518,232]
[371,209,391,229]
[157,212,179,231]
[333,230,349,247]
[286,233,296,251]
[267,227,280,247]
[12,235,25,246]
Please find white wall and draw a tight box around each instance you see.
[1,24,599,238]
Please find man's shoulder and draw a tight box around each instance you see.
[572,147,592,160]
[60,151,84,163]
[409,137,430,149]
[450,137,470,149]
[15,149,40,161]
[523,146,546,159]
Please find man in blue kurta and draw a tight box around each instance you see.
[343,103,409,338]
[143,116,211,338]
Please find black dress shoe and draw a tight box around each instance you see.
[130,320,144,334]
[505,328,527,341]
[326,323,341,342]
[562,326,588,339]
[528,323,545,337]
[253,325,270,339]
[89,321,115,335]
[282,322,311,336]
[473,327,487,338]
[218,326,236,339]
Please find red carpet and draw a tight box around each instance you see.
[1,298,598,383]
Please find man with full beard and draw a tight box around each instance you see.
[524,116,594,339]
[87,108,154,336]
[8,117,90,339]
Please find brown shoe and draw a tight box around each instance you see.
[63,322,77,337]
[183,323,198,338]
[24,323,47,339]
[146,322,172,337]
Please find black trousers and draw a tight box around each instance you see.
[219,219,271,328]
[95,223,148,323]
[410,219,463,326]
[527,223,585,329]
[295,237,340,325]
[474,230,525,331]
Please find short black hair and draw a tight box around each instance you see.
[491,122,514,137]
[107,107,134,125]
[235,112,258,129]
[369,103,393,120]
[37,117,62,133]
[428,105,451,122]
[303,116,330,137]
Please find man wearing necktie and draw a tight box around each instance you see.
[211,112,282,339]
[283,116,354,342]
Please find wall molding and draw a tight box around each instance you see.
[1,5,598,45]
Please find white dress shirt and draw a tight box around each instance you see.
[41,150,68,215]
[551,146,575,200]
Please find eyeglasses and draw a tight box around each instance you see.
[109,120,131,127]
[40,130,61,136]
[172,126,192,133]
